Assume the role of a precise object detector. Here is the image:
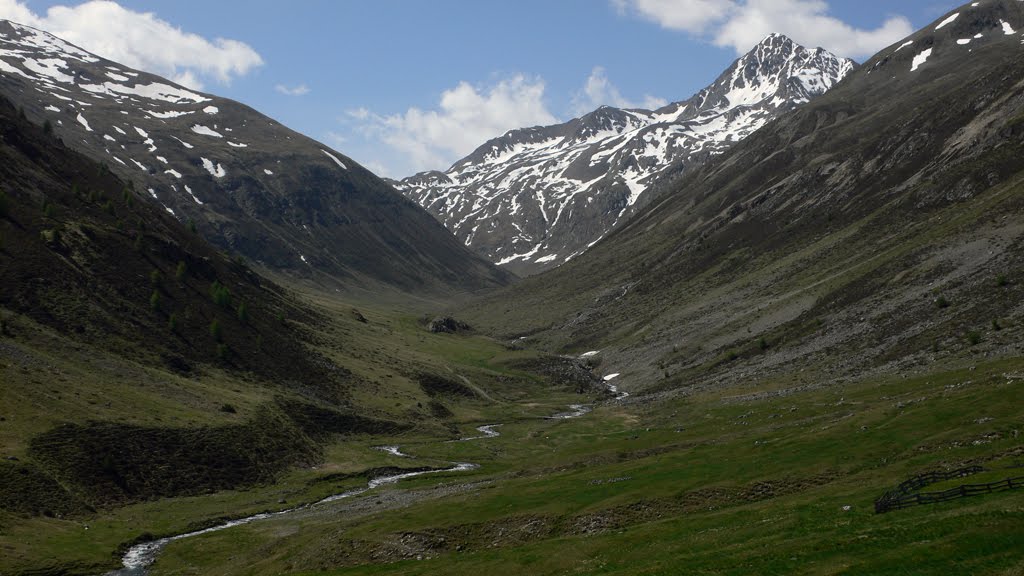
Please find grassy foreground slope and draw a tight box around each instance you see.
[149,358,1024,575]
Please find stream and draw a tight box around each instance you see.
[103,382,628,575]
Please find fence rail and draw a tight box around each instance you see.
[875,466,1024,513]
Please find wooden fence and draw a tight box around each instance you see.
[875,466,1024,513]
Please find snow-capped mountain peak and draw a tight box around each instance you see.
[394,34,856,276]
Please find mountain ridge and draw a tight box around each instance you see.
[394,34,856,275]
[0,19,514,298]
[457,0,1024,391]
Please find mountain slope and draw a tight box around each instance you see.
[394,34,855,275]
[459,0,1024,390]
[0,20,513,297]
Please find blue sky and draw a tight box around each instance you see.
[3,0,959,177]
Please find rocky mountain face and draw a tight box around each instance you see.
[394,34,855,275]
[460,0,1024,390]
[0,20,513,297]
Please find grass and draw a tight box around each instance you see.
[0,289,586,574]
[141,357,1024,576]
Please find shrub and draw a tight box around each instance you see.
[935,296,950,309]
[758,338,769,351]
[992,319,1002,331]
[967,331,982,346]
[236,301,248,324]
[43,119,53,136]
[175,261,187,282]
[40,228,60,246]
[997,275,1009,287]
[149,269,161,286]
[209,319,222,342]
[188,219,197,234]
[103,200,114,215]
[149,290,160,312]
[219,403,237,414]
[210,281,231,307]
[167,313,178,332]
[0,190,8,218]
[216,343,228,360]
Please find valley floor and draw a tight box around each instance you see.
[2,296,1023,575]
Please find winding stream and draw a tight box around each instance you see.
[103,382,628,575]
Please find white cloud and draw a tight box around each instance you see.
[572,67,668,115]
[0,0,263,89]
[275,83,310,96]
[613,0,736,33]
[349,75,557,176]
[615,0,913,59]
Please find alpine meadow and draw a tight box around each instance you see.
[1,1,1023,575]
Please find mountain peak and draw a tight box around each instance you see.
[398,37,855,276]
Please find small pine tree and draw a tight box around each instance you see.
[216,343,228,360]
[935,296,950,309]
[236,301,248,324]
[104,200,114,215]
[43,119,53,136]
[175,261,187,282]
[210,281,231,307]
[992,319,1002,331]
[997,275,1009,287]
[150,269,162,286]
[149,290,160,312]
[210,318,222,342]
[188,219,197,234]
[0,190,8,218]
[168,313,178,332]
[0,231,5,252]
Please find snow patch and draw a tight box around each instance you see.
[201,158,227,178]
[164,169,182,179]
[910,48,933,72]
[1002,20,1017,35]
[191,124,223,138]
[935,13,959,30]
[263,169,274,175]
[321,149,347,169]
[183,185,203,205]
[145,109,193,119]
[227,141,248,148]
[76,113,92,131]
[203,106,219,115]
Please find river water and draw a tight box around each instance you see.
[103,381,628,575]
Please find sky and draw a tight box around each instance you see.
[0,0,960,178]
